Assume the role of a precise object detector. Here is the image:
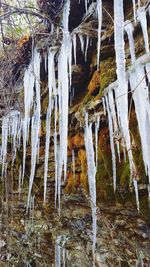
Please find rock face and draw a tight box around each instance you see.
[0,0,150,266]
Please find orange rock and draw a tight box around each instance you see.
[65,171,80,194]
[68,133,84,149]
[18,35,30,47]
[73,133,84,148]
[78,149,88,191]
[88,70,100,94]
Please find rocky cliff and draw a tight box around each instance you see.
[0,0,150,266]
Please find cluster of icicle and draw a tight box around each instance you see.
[1,0,150,265]
[0,1,102,265]
[104,0,150,212]
[1,0,102,204]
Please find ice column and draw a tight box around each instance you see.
[114,0,135,177]
[105,95,117,192]
[84,113,97,267]
[22,58,35,182]
[57,0,71,213]
[130,64,150,198]
[124,20,136,64]
[96,0,102,67]
[137,7,149,53]
[27,50,41,210]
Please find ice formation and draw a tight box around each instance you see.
[96,0,102,67]
[22,57,35,182]
[27,50,41,210]
[130,63,150,198]
[137,7,149,53]
[84,113,97,266]
[57,0,71,213]
[1,116,9,178]
[72,33,77,65]
[44,104,52,203]
[105,95,117,192]
[1,111,21,178]
[95,116,100,169]
[55,236,61,267]
[54,96,58,207]
[133,178,140,212]
[124,20,136,64]
[132,0,136,21]
[114,0,135,177]
[72,149,75,180]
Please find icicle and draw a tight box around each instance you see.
[145,62,150,83]
[8,111,21,164]
[122,138,127,162]
[18,165,22,201]
[132,0,136,22]
[96,0,102,67]
[124,20,136,64]
[57,0,71,214]
[62,246,66,267]
[79,34,85,53]
[137,7,149,53]
[44,50,56,203]
[55,236,61,267]
[44,104,52,203]
[27,50,41,210]
[102,97,106,115]
[95,116,100,169]
[22,59,35,183]
[133,178,140,212]
[44,53,47,72]
[72,149,75,180]
[105,96,117,192]
[108,90,121,163]
[72,33,77,65]
[54,96,58,208]
[1,116,9,178]
[84,113,97,267]
[85,35,90,61]
[85,0,88,11]
[114,0,135,177]
[138,0,140,8]
[130,64,150,198]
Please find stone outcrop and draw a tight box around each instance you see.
[0,0,150,266]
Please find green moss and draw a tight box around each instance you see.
[99,57,116,96]
[96,133,115,202]
[96,161,115,203]
[121,261,129,267]
[120,162,130,190]
[140,195,150,226]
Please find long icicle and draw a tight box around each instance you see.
[57,0,71,214]
[105,95,117,192]
[137,7,149,53]
[114,0,135,177]
[124,20,136,64]
[44,103,52,203]
[22,61,35,183]
[130,64,150,199]
[96,0,102,68]
[84,113,97,267]
[27,50,41,210]
[44,50,56,203]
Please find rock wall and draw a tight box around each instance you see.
[0,0,150,266]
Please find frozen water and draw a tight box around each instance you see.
[137,7,149,53]
[125,20,136,64]
[84,113,97,267]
